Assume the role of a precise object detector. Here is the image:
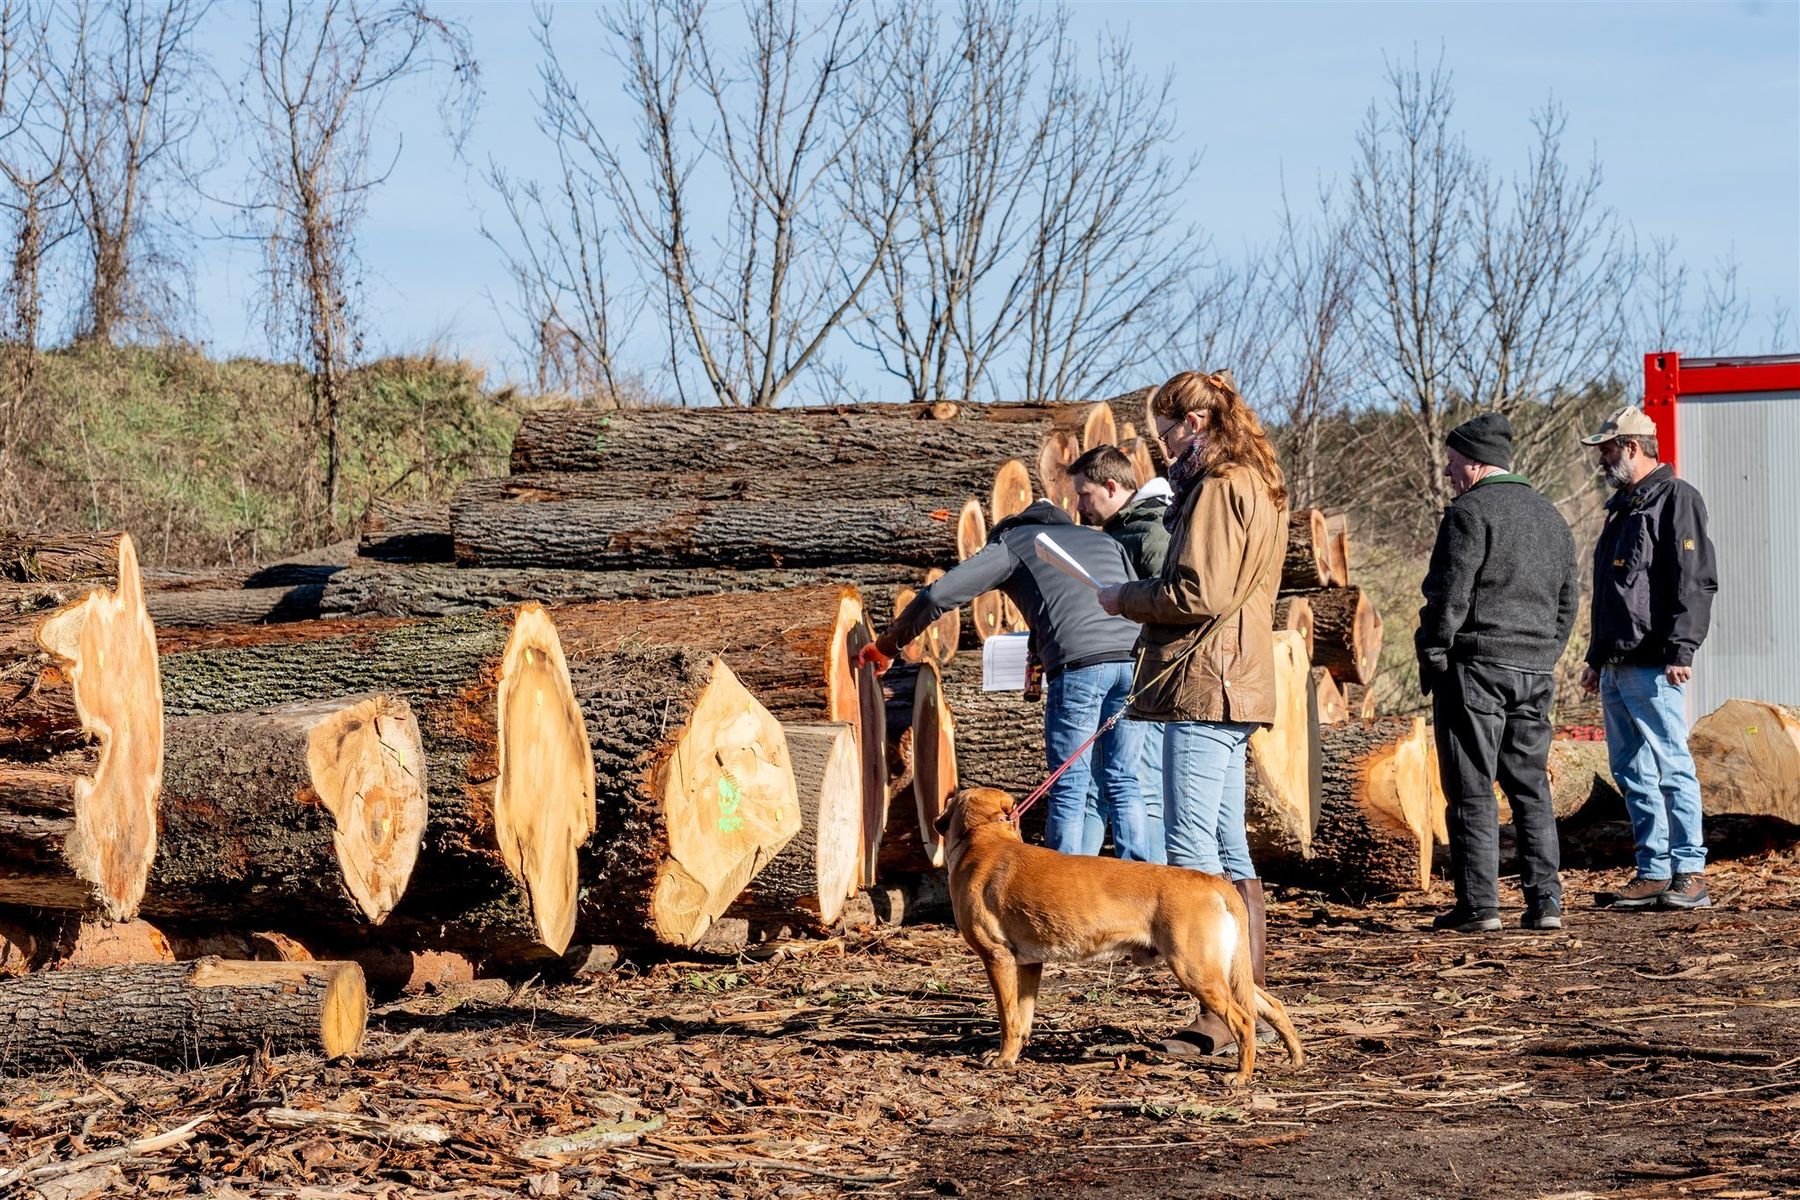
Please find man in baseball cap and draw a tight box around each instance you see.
[1579,404,1719,911]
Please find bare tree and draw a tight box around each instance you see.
[525,0,924,409]
[240,0,475,527]
[48,0,209,345]
[1642,236,1750,355]
[1346,56,1636,539]
[0,0,75,469]
[846,2,1198,404]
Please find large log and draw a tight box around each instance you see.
[1245,631,1319,869]
[570,649,798,947]
[0,531,137,582]
[1305,716,1435,895]
[146,584,326,626]
[157,606,596,956]
[452,494,987,572]
[141,695,428,927]
[509,402,1116,502]
[1282,509,1333,591]
[1274,595,1315,660]
[316,562,920,620]
[1484,737,1622,825]
[0,959,367,1068]
[467,465,1021,508]
[358,498,453,563]
[731,722,862,928]
[1690,700,1800,825]
[0,533,162,921]
[1288,586,1383,686]
[908,660,958,870]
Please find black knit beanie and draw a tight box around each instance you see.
[1445,412,1513,470]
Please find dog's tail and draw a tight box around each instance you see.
[1253,985,1305,1067]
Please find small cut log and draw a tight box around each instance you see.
[731,722,862,928]
[1305,716,1435,895]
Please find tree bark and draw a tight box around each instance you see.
[468,464,1020,508]
[569,649,798,947]
[358,498,453,563]
[141,695,428,928]
[1305,716,1435,896]
[0,531,135,582]
[1245,631,1319,869]
[1282,510,1333,590]
[1287,586,1383,686]
[451,494,988,572]
[156,607,596,956]
[146,584,326,626]
[731,722,862,929]
[0,959,367,1068]
[938,658,1045,800]
[509,401,1116,504]
[315,562,921,620]
[1274,595,1315,660]
[1689,700,1800,825]
[0,533,162,921]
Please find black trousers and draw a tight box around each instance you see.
[1431,660,1562,912]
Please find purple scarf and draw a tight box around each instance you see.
[1163,441,1206,531]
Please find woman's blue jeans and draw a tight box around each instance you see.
[1161,719,1258,880]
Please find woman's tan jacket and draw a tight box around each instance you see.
[1116,462,1286,725]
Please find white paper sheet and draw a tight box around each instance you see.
[981,631,1032,692]
[1033,532,1100,589]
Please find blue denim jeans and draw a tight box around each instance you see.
[1163,719,1258,879]
[1601,665,1707,877]
[1079,719,1168,864]
[1042,662,1152,860]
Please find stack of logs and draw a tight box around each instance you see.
[7,396,1800,1070]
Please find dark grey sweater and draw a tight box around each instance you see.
[1416,474,1579,686]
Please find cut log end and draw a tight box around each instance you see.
[190,958,369,1059]
[823,589,864,724]
[649,659,800,946]
[36,531,163,921]
[919,568,959,667]
[1037,431,1081,518]
[1246,631,1315,865]
[305,695,429,923]
[495,604,597,955]
[1120,438,1156,487]
[911,662,958,868]
[1690,700,1800,823]
[1079,403,1118,451]
[892,587,924,664]
[990,459,1033,529]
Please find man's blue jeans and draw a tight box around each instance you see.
[1041,662,1152,860]
[1601,665,1707,878]
[1080,719,1168,863]
[1162,719,1258,880]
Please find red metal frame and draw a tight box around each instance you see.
[1641,352,1800,472]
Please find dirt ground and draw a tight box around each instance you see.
[6,848,1800,1200]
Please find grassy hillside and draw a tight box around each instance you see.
[0,345,519,566]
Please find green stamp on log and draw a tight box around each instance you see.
[716,774,745,833]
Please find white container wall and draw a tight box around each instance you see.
[1675,387,1800,722]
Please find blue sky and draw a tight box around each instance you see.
[183,0,1800,390]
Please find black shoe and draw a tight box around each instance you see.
[1597,875,1669,910]
[1431,906,1501,933]
[1660,873,1711,910]
[1522,899,1564,930]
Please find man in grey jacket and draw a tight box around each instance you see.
[855,499,1154,860]
[1417,413,1579,933]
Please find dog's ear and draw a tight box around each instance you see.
[933,809,954,837]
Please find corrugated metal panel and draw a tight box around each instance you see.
[1676,388,1800,722]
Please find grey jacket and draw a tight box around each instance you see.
[1416,473,1579,691]
[879,500,1140,676]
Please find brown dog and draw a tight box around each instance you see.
[935,787,1304,1085]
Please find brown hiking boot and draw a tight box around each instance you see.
[1660,873,1711,910]
[1598,875,1669,910]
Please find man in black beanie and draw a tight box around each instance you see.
[1418,412,1580,933]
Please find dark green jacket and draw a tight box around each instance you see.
[1104,490,1172,580]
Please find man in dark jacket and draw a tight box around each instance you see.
[1417,413,1579,934]
[855,499,1155,860]
[1579,405,1719,911]
[1070,445,1175,860]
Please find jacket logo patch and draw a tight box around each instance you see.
[1683,538,1696,551]
[1613,559,1626,567]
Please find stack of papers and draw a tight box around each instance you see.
[981,632,1032,692]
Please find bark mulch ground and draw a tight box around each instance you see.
[6,848,1800,1199]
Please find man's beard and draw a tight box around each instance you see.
[1600,458,1635,490]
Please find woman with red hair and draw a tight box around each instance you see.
[1098,369,1288,1056]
